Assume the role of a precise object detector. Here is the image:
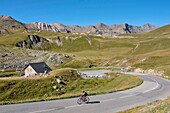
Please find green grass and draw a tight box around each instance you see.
[53,55,125,69]
[73,48,132,57]
[78,73,142,94]
[0,33,28,45]
[0,69,142,104]
[132,38,170,55]
[0,78,55,101]
[118,97,170,113]
[0,72,21,77]
[132,56,170,70]
[145,24,170,37]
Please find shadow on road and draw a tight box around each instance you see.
[86,101,100,104]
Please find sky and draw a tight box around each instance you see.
[0,0,170,26]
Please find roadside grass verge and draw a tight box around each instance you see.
[0,69,143,105]
[118,97,170,113]
[129,56,170,79]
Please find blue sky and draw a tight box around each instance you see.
[0,0,169,26]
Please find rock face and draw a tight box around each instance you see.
[26,22,70,33]
[16,35,49,49]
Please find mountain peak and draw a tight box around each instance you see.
[142,23,157,27]
[95,23,108,30]
[96,22,107,27]
[142,24,158,31]
[0,15,16,21]
[0,15,12,19]
[52,23,65,26]
[0,15,27,35]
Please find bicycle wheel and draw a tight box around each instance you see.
[84,97,90,103]
[77,98,83,105]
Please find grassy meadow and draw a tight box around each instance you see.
[0,68,142,104]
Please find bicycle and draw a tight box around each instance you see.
[77,96,90,104]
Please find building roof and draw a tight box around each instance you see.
[28,62,52,73]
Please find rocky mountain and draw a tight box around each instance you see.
[0,15,158,36]
[0,16,27,34]
[26,22,158,36]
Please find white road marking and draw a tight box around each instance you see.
[142,77,160,93]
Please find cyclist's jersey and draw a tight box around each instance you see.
[82,92,88,96]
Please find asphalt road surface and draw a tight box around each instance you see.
[1,72,170,113]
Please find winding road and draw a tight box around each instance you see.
[1,72,170,113]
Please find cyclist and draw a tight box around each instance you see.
[81,90,88,101]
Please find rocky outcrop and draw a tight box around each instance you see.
[134,68,165,77]
[56,36,63,47]
[51,23,70,33]
[86,37,91,45]
[26,22,70,33]
[0,52,14,57]
[16,35,49,49]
